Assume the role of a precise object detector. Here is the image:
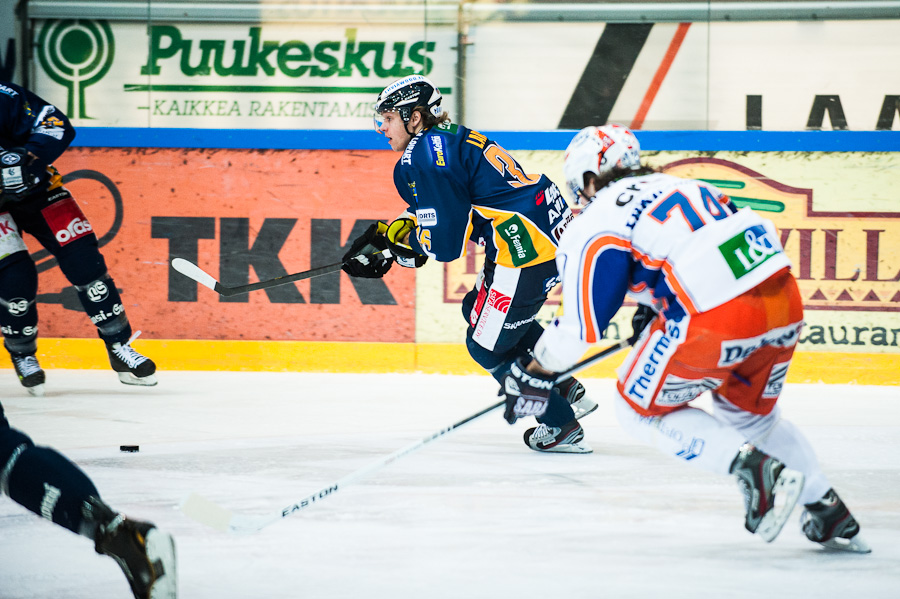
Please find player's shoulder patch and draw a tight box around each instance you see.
[434,121,458,135]
[0,83,19,97]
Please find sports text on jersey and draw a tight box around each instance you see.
[415,208,437,226]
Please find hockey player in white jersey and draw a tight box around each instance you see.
[498,124,870,551]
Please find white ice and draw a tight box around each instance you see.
[1,369,898,599]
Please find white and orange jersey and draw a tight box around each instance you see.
[533,172,792,371]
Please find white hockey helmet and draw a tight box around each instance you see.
[374,75,443,129]
[563,124,641,203]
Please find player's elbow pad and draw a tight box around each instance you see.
[386,218,428,268]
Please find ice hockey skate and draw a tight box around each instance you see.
[524,420,592,453]
[801,489,871,553]
[729,443,804,542]
[107,332,157,386]
[10,352,45,397]
[84,496,177,599]
[556,378,598,420]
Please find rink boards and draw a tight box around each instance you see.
[23,338,900,386]
[6,130,898,386]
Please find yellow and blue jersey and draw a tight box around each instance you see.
[392,122,573,268]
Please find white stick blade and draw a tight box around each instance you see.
[228,513,281,535]
[180,493,234,532]
[171,258,218,291]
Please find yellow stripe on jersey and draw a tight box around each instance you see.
[471,205,557,268]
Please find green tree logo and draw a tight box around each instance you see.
[37,19,114,119]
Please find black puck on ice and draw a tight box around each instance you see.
[120,445,140,453]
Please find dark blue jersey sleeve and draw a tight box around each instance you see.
[392,135,476,262]
[392,123,569,267]
[0,81,75,174]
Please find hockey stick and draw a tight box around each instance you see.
[171,250,391,297]
[180,339,631,534]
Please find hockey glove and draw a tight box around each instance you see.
[341,221,393,278]
[628,303,657,345]
[0,148,40,200]
[386,218,428,268]
[499,358,554,425]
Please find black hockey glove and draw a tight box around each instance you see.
[628,304,658,345]
[499,358,554,425]
[341,222,393,278]
[0,148,40,200]
[386,218,428,268]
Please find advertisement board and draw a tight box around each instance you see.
[27,17,900,131]
[31,20,455,129]
[32,148,415,342]
[24,147,897,360]
[418,149,900,355]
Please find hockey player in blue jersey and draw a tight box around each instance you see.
[0,80,156,395]
[0,399,177,597]
[342,75,595,452]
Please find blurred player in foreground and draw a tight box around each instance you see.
[0,399,176,597]
[341,75,596,453]
[499,124,870,551]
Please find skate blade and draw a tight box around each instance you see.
[118,372,158,386]
[534,441,593,454]
[145,528,177,599]
[817,534,872,554]
[26,383,45,397]
[758,468,805,542]
[571,397,599,420]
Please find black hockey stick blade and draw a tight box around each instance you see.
[171,251,390,297]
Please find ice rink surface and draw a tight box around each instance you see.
[1,369,898,599]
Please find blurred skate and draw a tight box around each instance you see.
[10,352,45,397]
[556,378,598,420]
[84,497,177,599]
[730,443,804,542]
[801,489,871,553]
[524,420,592,453]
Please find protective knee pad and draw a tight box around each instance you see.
[465,331,509,381]
[614,394,745,475]
[712,393,780,442]
[54,236,107,286]
[75,274,132,345]
[0,254,39,351]
[516,320,545,356]
[0,427,98,535]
